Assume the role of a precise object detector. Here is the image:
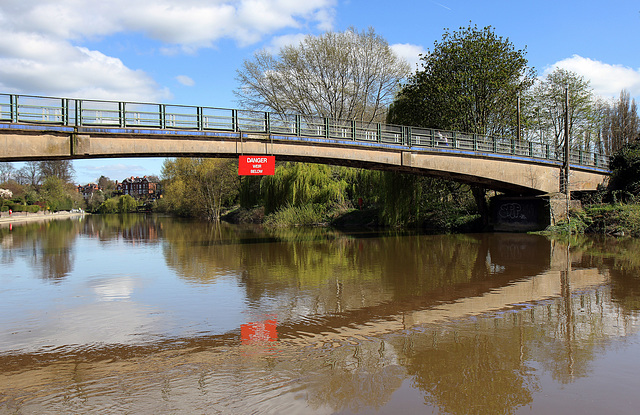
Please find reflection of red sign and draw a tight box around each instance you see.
[241,320,278,344]
[238,156,275,176]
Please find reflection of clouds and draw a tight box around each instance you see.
[92,276,135,301]
[0,286,164,354]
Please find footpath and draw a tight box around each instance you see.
[0,210,86,226]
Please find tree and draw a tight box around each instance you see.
[41,176,73,211]
[162,158,239,221]
[608,139,640,197]
[388,24,535,137]
[235,27,410,123]
[0,162,15,184]
[601,90,640,154]
[260,163,347,214]
[17,161,42,188]
[39,160,75,183]
[118,194,138,213]
[524,68,596,154]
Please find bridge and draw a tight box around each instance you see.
[0,93,609,197]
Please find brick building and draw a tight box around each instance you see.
[116,176,158,199]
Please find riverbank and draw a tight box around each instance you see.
[0,210,87,227]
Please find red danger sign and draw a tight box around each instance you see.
[238,155,275,176]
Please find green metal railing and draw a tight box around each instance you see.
[0,93,610,169]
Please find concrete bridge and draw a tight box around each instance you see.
[0,93,609,194]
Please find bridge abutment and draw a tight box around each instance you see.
[490,194,576,232]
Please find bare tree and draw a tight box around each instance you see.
[601,90,640,154]
[17,161,42,188]
[38,160,75,183]
[235,27,410,123]
[0,162,14,184]
[525,68,595,154]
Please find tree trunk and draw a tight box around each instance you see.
[472,186,490,229]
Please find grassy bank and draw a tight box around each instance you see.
[542,203,640,237]
[224,203,482,233]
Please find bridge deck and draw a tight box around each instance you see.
[0,93,610,194]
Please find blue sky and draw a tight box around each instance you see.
[1,0,639,185]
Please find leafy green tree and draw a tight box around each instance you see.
[98,197,118,214]
[162,158,239,221]
[608,139,640,197]
[118,194,138,213]
[41,176,74,211]
[389,24,535,137]
[235,27,410,123]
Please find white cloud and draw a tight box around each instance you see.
[0,31,170,101]
[544,55,640,100]
[1,0,336,48]
[266,33,307,53]
[391,43,427,71]
[0,0,337,99]
[176,75,196,87]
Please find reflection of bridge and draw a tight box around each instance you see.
[0,93,609,195]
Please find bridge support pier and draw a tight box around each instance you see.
[490,194,576,232]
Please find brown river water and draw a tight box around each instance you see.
[1,214,640,414]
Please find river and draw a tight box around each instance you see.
[1,214,640,414]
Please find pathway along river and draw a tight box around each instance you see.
[1,215,640,414]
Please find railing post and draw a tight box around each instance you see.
[529,141,533,157]
[511,139,515,155]
[197,107,203,131]
[431,129,435,148]
[232,109,238,132]
[545,143,550,159]
[76,100,82,126]
[451,132,457,149]
[579,150,583,165]
[324,117,330,139]
[10,95,17,122]
[296,114,301,136]
[406,126,412,147]
[473,134,478,151]
[351,120,357,141]
[62,99,69,125]
[493,136,497,153]
[119,102,125,128]
[377,123,382,144]
[159,104,165,129]
[265,112,270,133]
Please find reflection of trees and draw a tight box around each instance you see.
[305,339,405,412]
[81,214,163,244]
[1,220,80,281]
[399,319,539,415]
[560,236,640,314]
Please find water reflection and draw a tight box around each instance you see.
[1,216,640,414]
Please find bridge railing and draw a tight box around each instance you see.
[0,93,610,169]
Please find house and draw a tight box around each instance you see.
[116,176,158,199]
[77,183,101,200]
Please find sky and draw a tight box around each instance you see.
[1,0,639,185]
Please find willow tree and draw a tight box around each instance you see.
[388,24,535,137]
[235,27,410,123]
